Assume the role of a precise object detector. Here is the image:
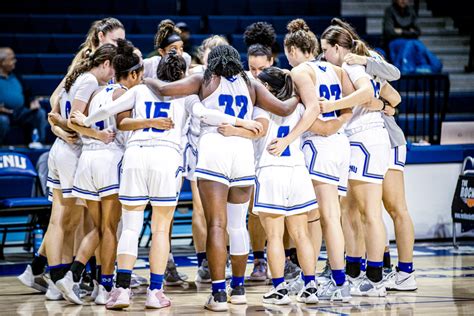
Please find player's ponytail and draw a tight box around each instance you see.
[257,67,293,101]
[351,39,370,57]
[322,25,371,57]
[65,44,117,92]
[204,45,249,86]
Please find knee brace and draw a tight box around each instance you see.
[226,202,250,255]
[117,209,144,257]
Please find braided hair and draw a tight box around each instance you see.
[203,45,249,86]
[65,43,117,92]
[113,39,143,81]
[157,50,186,82]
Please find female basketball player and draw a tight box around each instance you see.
[243,21,277,282]
[331,18,417,291]
[71,50,261,310]
[143,45,301,312]
[251,67,319,305]
[319,25,393,296]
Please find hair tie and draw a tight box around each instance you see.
[352,39,356,47]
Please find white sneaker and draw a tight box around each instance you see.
[384,269,417,291]
[287,274,304,295]
[205,291,229,312]
[91,279,99,300]
[347,271,365,290]
[351,276,387,297]
[106,287,131,310]
[317,278,351,302]
[131,272,149,287]
[296,280,319,304]
[18,265,48,293]
[56,271,83,305]
[195,259,211,283]
[262,282,292,305]
[44,277,63,301]
[145,288,171,309]
[94,284,111,305]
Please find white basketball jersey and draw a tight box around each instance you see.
[342,63,386,131]
[253,104,306,169]
[81,84,126,149]
[200,75,253,135]
[127,85,194,150]
[58,73,98,120]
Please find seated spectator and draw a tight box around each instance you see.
[383,0,442,74]
[0,47,47,145]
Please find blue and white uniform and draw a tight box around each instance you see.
[194,75,256,187]
[301,61,351,196]
[47,73,98,199]
[82,84,236,206]
[72,84,126,201]
[343,63,391,184]
[252,105,317,216]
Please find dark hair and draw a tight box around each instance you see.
[257,67,293,101]
[321,25,370,57]
[65,43,117,92]
[154,19,181,51]
[247,43,272,60]
[204,45,249,86]
[113,39,143,81]
[284,19,319,56]
[157,50,186,82]
[243,22,276,48]
[68,17,124,77]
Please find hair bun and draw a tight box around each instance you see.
[244,22,276,48]
[287,19,309,33]
[158,19,177,34]
[116,39,134,55]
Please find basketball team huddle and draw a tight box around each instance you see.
[17,16,417,312]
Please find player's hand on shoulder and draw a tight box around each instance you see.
[344,53,367,66]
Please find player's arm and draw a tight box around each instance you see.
[117,110,175,131]
[144,73,202,97]
[218,118,268,140]
[307,108,352,136]
[267,65,320,156]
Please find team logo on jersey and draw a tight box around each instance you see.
[225,76,237,82]
[460,179,474,207]
[318,65,327,72]
[349,165,358,173]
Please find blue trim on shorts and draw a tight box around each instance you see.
[349,141,384,180]
[117,157,123,184]
[47,177,60,184]
[175,166,185,178]
[150,196,178,202]
[62,188,73,194]
[119,195,149,201]
[302,140,340,182]
[98,184,120,193]
[394,146,405,167]
[254,177,317,211]
[72,186,99,196]
[194,168,229,181]
[338,186,347,192]
[230,175,255,183]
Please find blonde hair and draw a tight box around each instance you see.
[196,35,229,64]
[284,19,319,56]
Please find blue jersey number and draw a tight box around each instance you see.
[370,80,381,98]
[65,101,71,119]
[144,101,171,133]
[319,84,341,118]
[218,94,248,119]
[276,126,291,157]
[95,121,105,130]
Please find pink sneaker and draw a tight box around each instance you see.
[145,288,171,308]
[106,287,131,310]
[145,288,171,309]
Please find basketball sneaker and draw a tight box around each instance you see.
[227,285,247,304]
[205,291,228,312]
[44,276,63,301]
[145,288,171,309]
[18,265,48,293]
[384,268,417,291]
[351,276,387,297]
[250,259,268,281]
[56,271,83,305]
[284,259,301,281]
[195,259,211,283]
[106,287,131,310]
[296,280,319,304]
[262,282,292,305]
[287,273,304,295]
[94,284,111,305]
[317,278,351,302]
